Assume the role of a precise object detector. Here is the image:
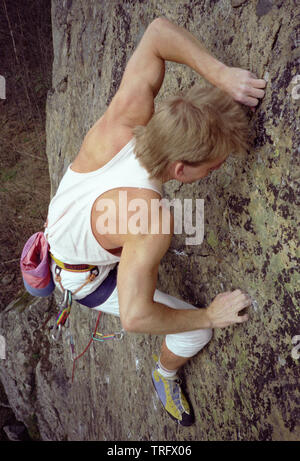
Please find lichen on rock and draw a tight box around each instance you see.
[0,0,299,441]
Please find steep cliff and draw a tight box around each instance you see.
[0,0,299,441]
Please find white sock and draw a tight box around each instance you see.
[157,358,178,379]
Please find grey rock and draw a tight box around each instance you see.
[256,0,274,17]
[3,423,28,441]
[0,0,299,442]
[231,0,248,7]
[1,273,15,285]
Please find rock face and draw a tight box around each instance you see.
[0,0,299,441]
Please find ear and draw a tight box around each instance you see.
[173,162,185,180]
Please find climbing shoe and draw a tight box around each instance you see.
[151,364,194,426]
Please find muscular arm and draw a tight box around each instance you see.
[83,16,265,154]
[107,17,266,129]
[117,230,212,335]
[147,17,266,107]
[117,227,251,335]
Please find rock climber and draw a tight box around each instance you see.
[44,17,266,426]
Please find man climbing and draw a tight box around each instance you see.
[45,17,266,426]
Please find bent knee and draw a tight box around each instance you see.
[193,327,213,351]
[203,328,213,345]
[166,328,213,358]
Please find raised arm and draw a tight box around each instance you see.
[107,17,266,129]
[147,17,266,107]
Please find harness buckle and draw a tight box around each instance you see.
[55,265,62,276]
[90,266,99,277]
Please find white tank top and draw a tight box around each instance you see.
[45,137,162,276]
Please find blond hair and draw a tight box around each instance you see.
[133,84,251,180]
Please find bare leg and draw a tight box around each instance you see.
[159,337,191,371]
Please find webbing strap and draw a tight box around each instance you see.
[50,253,96,272]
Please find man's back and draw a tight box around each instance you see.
[70,114,163,257]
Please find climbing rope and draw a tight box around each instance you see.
[50,263,124,383]
[71,313,124,383]
[71,311,102,383]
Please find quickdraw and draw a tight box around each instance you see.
[92,329,124,342]
[51,287,73,341]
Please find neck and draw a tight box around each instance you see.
[161,165,174,183]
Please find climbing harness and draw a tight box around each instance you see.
[50,260,99,341]
[50,252,96,273]
[48,254,124,383]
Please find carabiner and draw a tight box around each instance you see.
[58,289,69,308]
[114,330,124,341]
[51,323,62,341]
[65,331,75,360]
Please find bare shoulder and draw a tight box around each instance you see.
[71,115,133,173]
[91,187,174,249]
[71,89,153,173]
[80,77,154,156]
[72,19,166,173]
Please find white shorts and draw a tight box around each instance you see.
[92,285,212,358]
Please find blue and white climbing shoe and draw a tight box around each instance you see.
[151,364,194,426]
